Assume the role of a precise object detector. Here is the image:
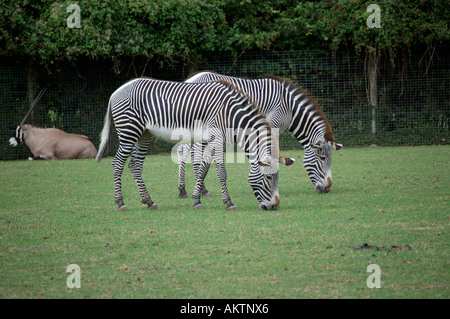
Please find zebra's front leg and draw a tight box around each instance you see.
[209,141,234,210]
[214,160,236,211]
[112,143,134,211]
[128,136,158,210]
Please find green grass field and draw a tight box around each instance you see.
[0,145,448,299]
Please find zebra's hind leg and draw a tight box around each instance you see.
[177,144,189,198]
[191,142,211,197]
[192,157,210,210]
[200,161,212,198]
[192,180,203,210]
[112,143,134,211]
[192,175,205,210]
[128,133,158,210]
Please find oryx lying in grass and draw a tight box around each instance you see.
[9,88,97,160]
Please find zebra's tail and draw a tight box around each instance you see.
[95,100,112,163]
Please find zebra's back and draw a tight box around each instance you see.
[109,78,230,143]
[185,73,291,132]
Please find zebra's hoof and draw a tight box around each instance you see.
[117,205,128,212]
[193,203,203,210]
[226,204,236,211]
[201,190,211,197]
[179,188,188,198]
[147,203,158,210]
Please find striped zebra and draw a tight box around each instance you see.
[177,71,342,196]
[96,77,280,211]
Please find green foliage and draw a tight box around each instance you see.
[222,0,285,50]
[0,0,231,66]
[47,108,63,128]
[1,1,448,65]
[312,0,450,54]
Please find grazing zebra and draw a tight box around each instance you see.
[177,71,342,196]
[96,77,280,211]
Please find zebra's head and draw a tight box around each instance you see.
[249,160,280,210]
[304,139,342,193]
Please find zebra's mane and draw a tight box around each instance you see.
[263,75,335,142]
[184,70,219,80]
[214,79,272,132]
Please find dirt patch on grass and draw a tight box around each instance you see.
[347,243,411,252]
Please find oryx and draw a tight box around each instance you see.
[9,88,98,160]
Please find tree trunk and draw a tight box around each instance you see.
[367,50,378,136]
[187,59,198,76]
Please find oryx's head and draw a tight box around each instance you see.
[9,125,25,147]
[304,139,342,193]
[8,88,46,147]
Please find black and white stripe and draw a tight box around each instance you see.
[181,71,342,194]
[96,77,280,211]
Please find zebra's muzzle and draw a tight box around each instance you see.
[259,196,280,210]
[315,186,331,193]
[314,177,332,193]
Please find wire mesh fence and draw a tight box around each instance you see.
[200,49,449,149]
[1,48,448,160]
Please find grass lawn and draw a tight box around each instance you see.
[0,145,448,299]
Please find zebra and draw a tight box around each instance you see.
[96,77,280,211]
[177,71,342,196]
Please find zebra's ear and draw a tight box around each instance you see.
[279,156,295,166]
[328,141,343,151]
[258,156,271,167]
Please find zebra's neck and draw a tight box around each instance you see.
[227,96,271,162]
[287,87,332,147]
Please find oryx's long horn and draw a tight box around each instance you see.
[20,88,47,125]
